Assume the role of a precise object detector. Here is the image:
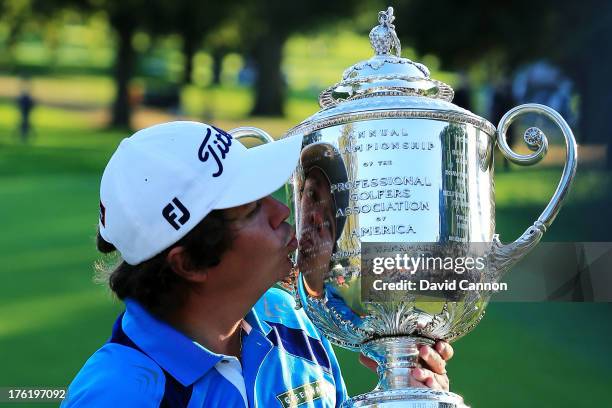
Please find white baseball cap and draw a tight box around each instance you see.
[99,121,303,265]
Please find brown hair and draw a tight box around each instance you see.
[96,210,234,318]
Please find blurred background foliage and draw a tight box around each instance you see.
[0,0,611,407]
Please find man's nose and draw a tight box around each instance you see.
[266,196,290,228]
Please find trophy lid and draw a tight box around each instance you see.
[319,7,454,108]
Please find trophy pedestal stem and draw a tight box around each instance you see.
[363,336,433,391]
[343,337,468,408]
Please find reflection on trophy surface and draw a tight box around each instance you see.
[297,142,349,298]
[285,6,577,408]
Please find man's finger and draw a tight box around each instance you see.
[412,367,432,383]
[413,367,446,391]
[435,341,454,361]
[419,345,446,374]
[411,368,431,387]
[412,367,450,392]
[435,372,449,391]
[409,375,427,388]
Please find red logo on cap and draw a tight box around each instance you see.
[100,201,106,227]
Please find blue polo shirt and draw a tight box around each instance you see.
[62,288,347,407]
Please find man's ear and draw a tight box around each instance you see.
[167,246,208,283]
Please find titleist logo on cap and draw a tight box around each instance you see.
[198,126,233,177]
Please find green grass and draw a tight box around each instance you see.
[1,83,611,407]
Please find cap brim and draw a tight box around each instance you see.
[215,134,303,209]
[300,142,348,187]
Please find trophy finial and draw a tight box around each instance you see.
[369,6,401,57]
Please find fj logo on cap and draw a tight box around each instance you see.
[162,197,190,230]
[198,126,232,177]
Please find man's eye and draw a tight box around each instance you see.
[247,200,262,217]
[306,189,315,199]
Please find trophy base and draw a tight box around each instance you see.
[343,389,468,408]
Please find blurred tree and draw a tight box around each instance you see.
[3,0,241,125]
[0,0,31,55]
[104,0,179,128]
[22,0,173,128]
[0,0,69,68]
[105,1,143,128]
[237,0,361,116]
[206,23,242,86]
[171,1,239,85]
[393,0,612,167]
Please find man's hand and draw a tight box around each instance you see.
[412,341,453,390]
[359,341,454,391]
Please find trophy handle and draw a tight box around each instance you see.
[490,103,578,275]
[229,126,275,144]
[229,126,302,307]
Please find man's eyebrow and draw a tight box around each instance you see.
[241,201,259,215]
[227,202,257,221]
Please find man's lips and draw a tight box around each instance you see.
[284,224,297,251]
[298,235,314,251]
[286,236,298,252]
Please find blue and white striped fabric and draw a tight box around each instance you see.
[62,288,348,407]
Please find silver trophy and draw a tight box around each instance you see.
[284,7,577,408]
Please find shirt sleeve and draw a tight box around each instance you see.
[320,335,349,407]
[61,344,165,408]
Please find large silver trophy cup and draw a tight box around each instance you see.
[284,7,577,408]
